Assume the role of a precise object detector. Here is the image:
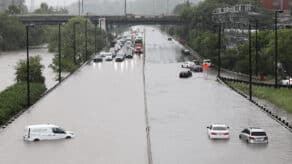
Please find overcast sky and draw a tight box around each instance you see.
[25,0,201,11]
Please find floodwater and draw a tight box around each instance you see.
[0,26,291,164]
[0,47,57,92]
[0,55,147,164]
[144,27,292,164]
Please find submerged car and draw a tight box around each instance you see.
[181,61,195,68]
[93,56,103,63]
[23,124,74,142]
[179,71,192,78]
[239,127,268,144]
[190,65,203,72]
[105,55,113,61]
[181,49,191,55]
[207,124,230,139]
[281,77,292,86]
[115,55,125,62]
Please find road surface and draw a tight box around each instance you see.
[0,55,147,164]
[0,26,291,164]
[145,27,292,164]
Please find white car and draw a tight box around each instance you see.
[239,127,268,144]
[181,61,195,68]
[207,124,230,139]
[23,124,75,142]
[105,55,113,61]
[281,78,292,86]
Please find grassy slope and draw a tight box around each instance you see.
[227,82,292,113]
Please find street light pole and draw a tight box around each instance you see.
[274,11,279,88]
[26,25,30,107]
[73,23,77,64]
[95,23,97,54]
[217,24,221,77]
[249,23,252,101]
[85,14,88,61]
[124,0,127,16]
[255,20,259,77]
[58,23,62,83]
[78,0,80,16]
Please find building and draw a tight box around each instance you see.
[0,0,24,13]
[258,0,290,10]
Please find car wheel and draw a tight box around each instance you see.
[33,138,40,142]
[65,136,72,139]
[246,139,249,144]
[239,135,242,139]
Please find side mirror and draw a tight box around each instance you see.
[227,126,230,129]
[207,126,210,129]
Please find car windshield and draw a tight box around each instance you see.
[213,126,227,131]
[251,132,267,136]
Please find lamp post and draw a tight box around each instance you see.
[248,23,252,101]
[58,23,62,83]
[73,22,80,64]
[25,24,34,107]
[274,10,283,88]
[95,23,97,54]
[255,20,259,76]
[85,14,88,62]
[217,24,222,77]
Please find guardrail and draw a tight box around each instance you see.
[220,76,292,89]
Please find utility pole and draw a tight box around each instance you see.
[95,23,97,54]
[82,0,84,14]
[249,23,252,101]
[217,24,221,77]
[255,20,259,76]
[275,11,280,88]
[124,0,127,16]
[58,23,62,83]
[26,25,31,107]
[73,23,78,64]
[78,0,81,16]
[85,14,88,61]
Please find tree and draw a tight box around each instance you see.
[15,56,45,84]
[5,5,21,15]
[49,17,106,73]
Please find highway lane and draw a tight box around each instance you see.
[0,56,147,164]
[144,27,292,164]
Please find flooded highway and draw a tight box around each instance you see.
[0,56,147,163]
[0,26,291,164]
[0,47,56,91]
[144,27,292,164]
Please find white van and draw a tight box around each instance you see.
[23,124,75,142]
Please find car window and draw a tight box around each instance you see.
[251,132,267,136]
[53,128,66,134]
[212,126,227,131]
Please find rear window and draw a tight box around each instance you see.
[213,127,227,131]
[251,132,267,136]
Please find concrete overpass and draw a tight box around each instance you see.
[15,15,184,25]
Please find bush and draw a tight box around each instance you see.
[0,83,46,125]
[15,56,45,84]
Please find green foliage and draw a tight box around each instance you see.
[0,83,46,125]
[0,14,25,50]
[34,3,68,14]
[15,56,45,84]
[5,5,21,15]
[228,81,292,113]
[0,14,50,51]
[49,17,106,73]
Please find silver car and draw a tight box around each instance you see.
[239,127,268,144]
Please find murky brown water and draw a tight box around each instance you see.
[0,47,57,91]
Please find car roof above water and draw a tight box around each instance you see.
[26,124,58,129]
